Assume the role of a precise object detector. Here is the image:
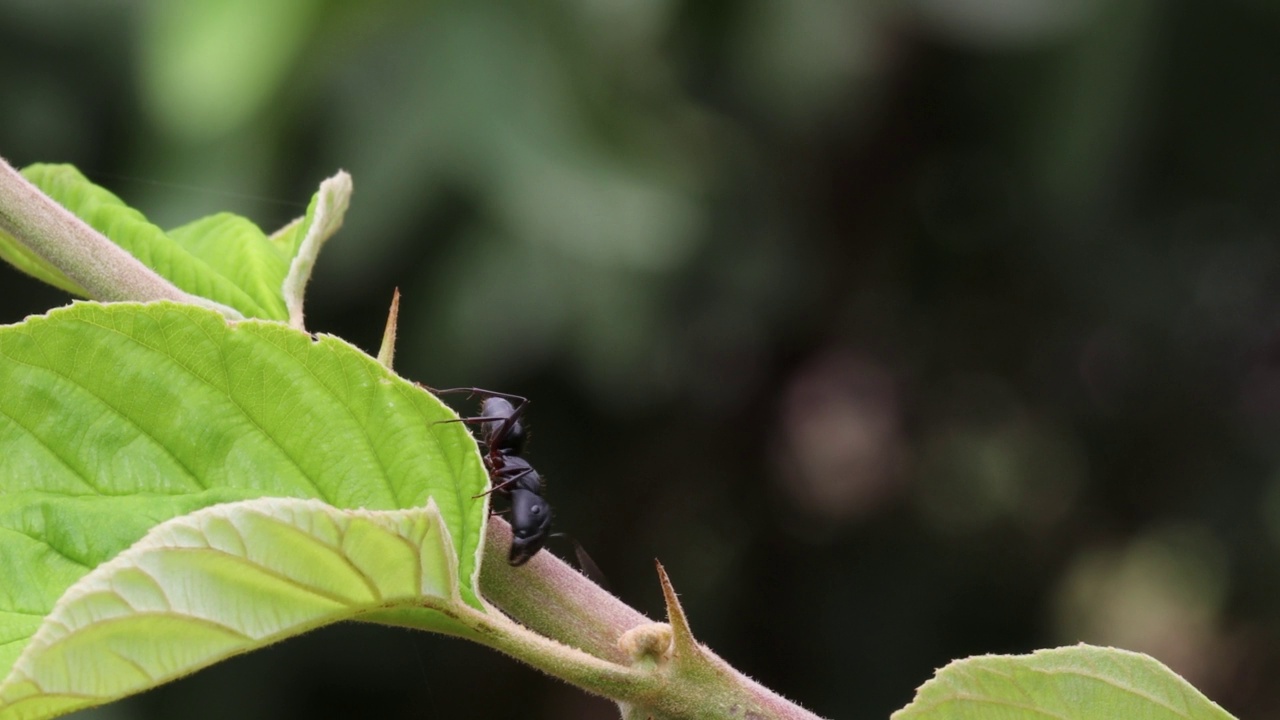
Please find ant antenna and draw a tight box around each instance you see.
[550,532,610,591]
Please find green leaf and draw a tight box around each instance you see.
[277,171,352,329]
[892,644,1236,720]
[166,170,353,330]
[0,165,272,317]
[0,165,354,323]
[0,225,87,297]
[0,497,474,720]
[0,301,489,690]
[166,212,290,320]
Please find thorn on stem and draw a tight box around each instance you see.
[377,288,401,369]
[654,560,699,660]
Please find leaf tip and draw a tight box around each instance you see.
[284,169,354,330]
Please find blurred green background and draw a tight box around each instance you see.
[3,1,1280,718]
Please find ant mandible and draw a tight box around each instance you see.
[431,388,552,566]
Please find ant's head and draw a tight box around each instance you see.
[507,487,552,566]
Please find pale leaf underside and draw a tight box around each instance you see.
[0,498,468,720]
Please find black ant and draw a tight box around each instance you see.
[428,387,608,584]
[431,388,551,566]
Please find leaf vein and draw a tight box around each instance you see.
[1022,666,1192,717]
[0,398,99,494]
[0,526,93,569]
[69,313,325,498]
[156,547,371,606]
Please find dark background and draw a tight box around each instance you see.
[3,2,1280,718]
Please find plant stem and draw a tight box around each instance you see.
[478,519,830,720]
[0,156,236,315]
[480,520,649,665]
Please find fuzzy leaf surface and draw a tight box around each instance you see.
[165,213,290,320]
[0,301,488,701]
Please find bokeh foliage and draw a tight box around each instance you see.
[2,1,1279,718]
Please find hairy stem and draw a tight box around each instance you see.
[478,519,830,720]
[480,519,649,664]
[0,156,237,316]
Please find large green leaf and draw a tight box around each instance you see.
[893,644,1236,720]
[0,497,473,720]
[0,301,488,694]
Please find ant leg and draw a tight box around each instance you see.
[473,477,517,499]
[421,384,530,408]
[427,386,474,396]
[434,415,512,427]
[418,384,527,413]
[434,417,517,466]
[473,466,535,499]
[429,386,529,430]
[548,533,611,591]
[439,396,531,457]
[428,386,531,458]
[432,388,530,406]
[573,542,610,591]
